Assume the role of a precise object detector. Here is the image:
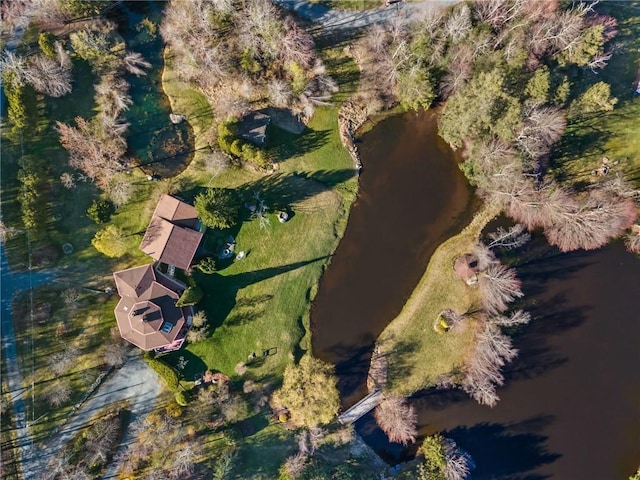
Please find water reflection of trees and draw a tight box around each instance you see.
[446,416,560,480]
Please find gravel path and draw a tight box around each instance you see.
[20,355,161,479]
[1,241,57,480]
[273,0,456,32]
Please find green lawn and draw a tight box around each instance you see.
[156,40,360,383]
[1,12,364,477]
[376,205,500,395]
[156,40,361,478]
[551,2,640,189]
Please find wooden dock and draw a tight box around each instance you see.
[337,390,383,425]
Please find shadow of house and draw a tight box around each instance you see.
[238,111,271,146]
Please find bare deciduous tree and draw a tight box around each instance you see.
[121,51,151,76]
[479,263,524,314]
[23,54,72,97]
[516,105,566,160]
[169,441,199,478]
[103,341,130,367]
[443,437,475,480]
[86,416,119,465]
[489,309,531,327]
[444,3,472,43]
[504,179,573,231]
[48,345,80,376]
[625,226,640,254]
[60,172,76,189]
[106,174,135,207]
[46,379,72,407]
[192,310,207,328]
[56,117,128,187]
[283,453,307,479]
[55,41,71,69]
[268,78,294,108]
[543,189,637,252]
[0,50,28,84]
[186,326,209,343]
[374,395,417,445]
[440,44,473,99]
[462,323,518,407]
[486,224,531,250]
[62,288,81,311]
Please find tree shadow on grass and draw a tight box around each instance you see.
[161,349,208,382]
[224,294,274,328]
[267,125,332,161]
[446,416,560,480]
[236,169,356,211]
[196,256,330,334]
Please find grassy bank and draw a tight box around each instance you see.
[160,43,359,380]
[158,43,361,478]
[376,205,500,395]
[551,2,640,189]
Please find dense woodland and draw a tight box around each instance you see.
[353,0,639,252]
[161,0,337,122]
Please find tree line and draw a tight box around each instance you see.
[161,0,336,123]
[351,0,638,252]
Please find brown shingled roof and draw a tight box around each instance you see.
[238,111,270,146]
[140,204,203,270]
[453,254,480,284]
[113,265,191,351]
[153,194,199,229]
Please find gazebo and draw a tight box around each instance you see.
[453,254,480,285]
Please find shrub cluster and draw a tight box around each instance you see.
[217,121,270,169]
[86,199,115,223]
[145,358,180,390]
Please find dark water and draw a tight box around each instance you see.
[114,2,195,178]
[312,112,640,478]
[310,110,475,406]
[407,241,640,479]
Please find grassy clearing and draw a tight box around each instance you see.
[551,2,640,189]
[377,205,500,396]
[160,44,359,381]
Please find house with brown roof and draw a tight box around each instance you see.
[140,194,203,270]
[113,264,193,352]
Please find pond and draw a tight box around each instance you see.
[113,1,194,178]
[312,111,640,478]
[310,109,476,406]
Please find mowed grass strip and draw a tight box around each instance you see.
[377,205,500,396]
